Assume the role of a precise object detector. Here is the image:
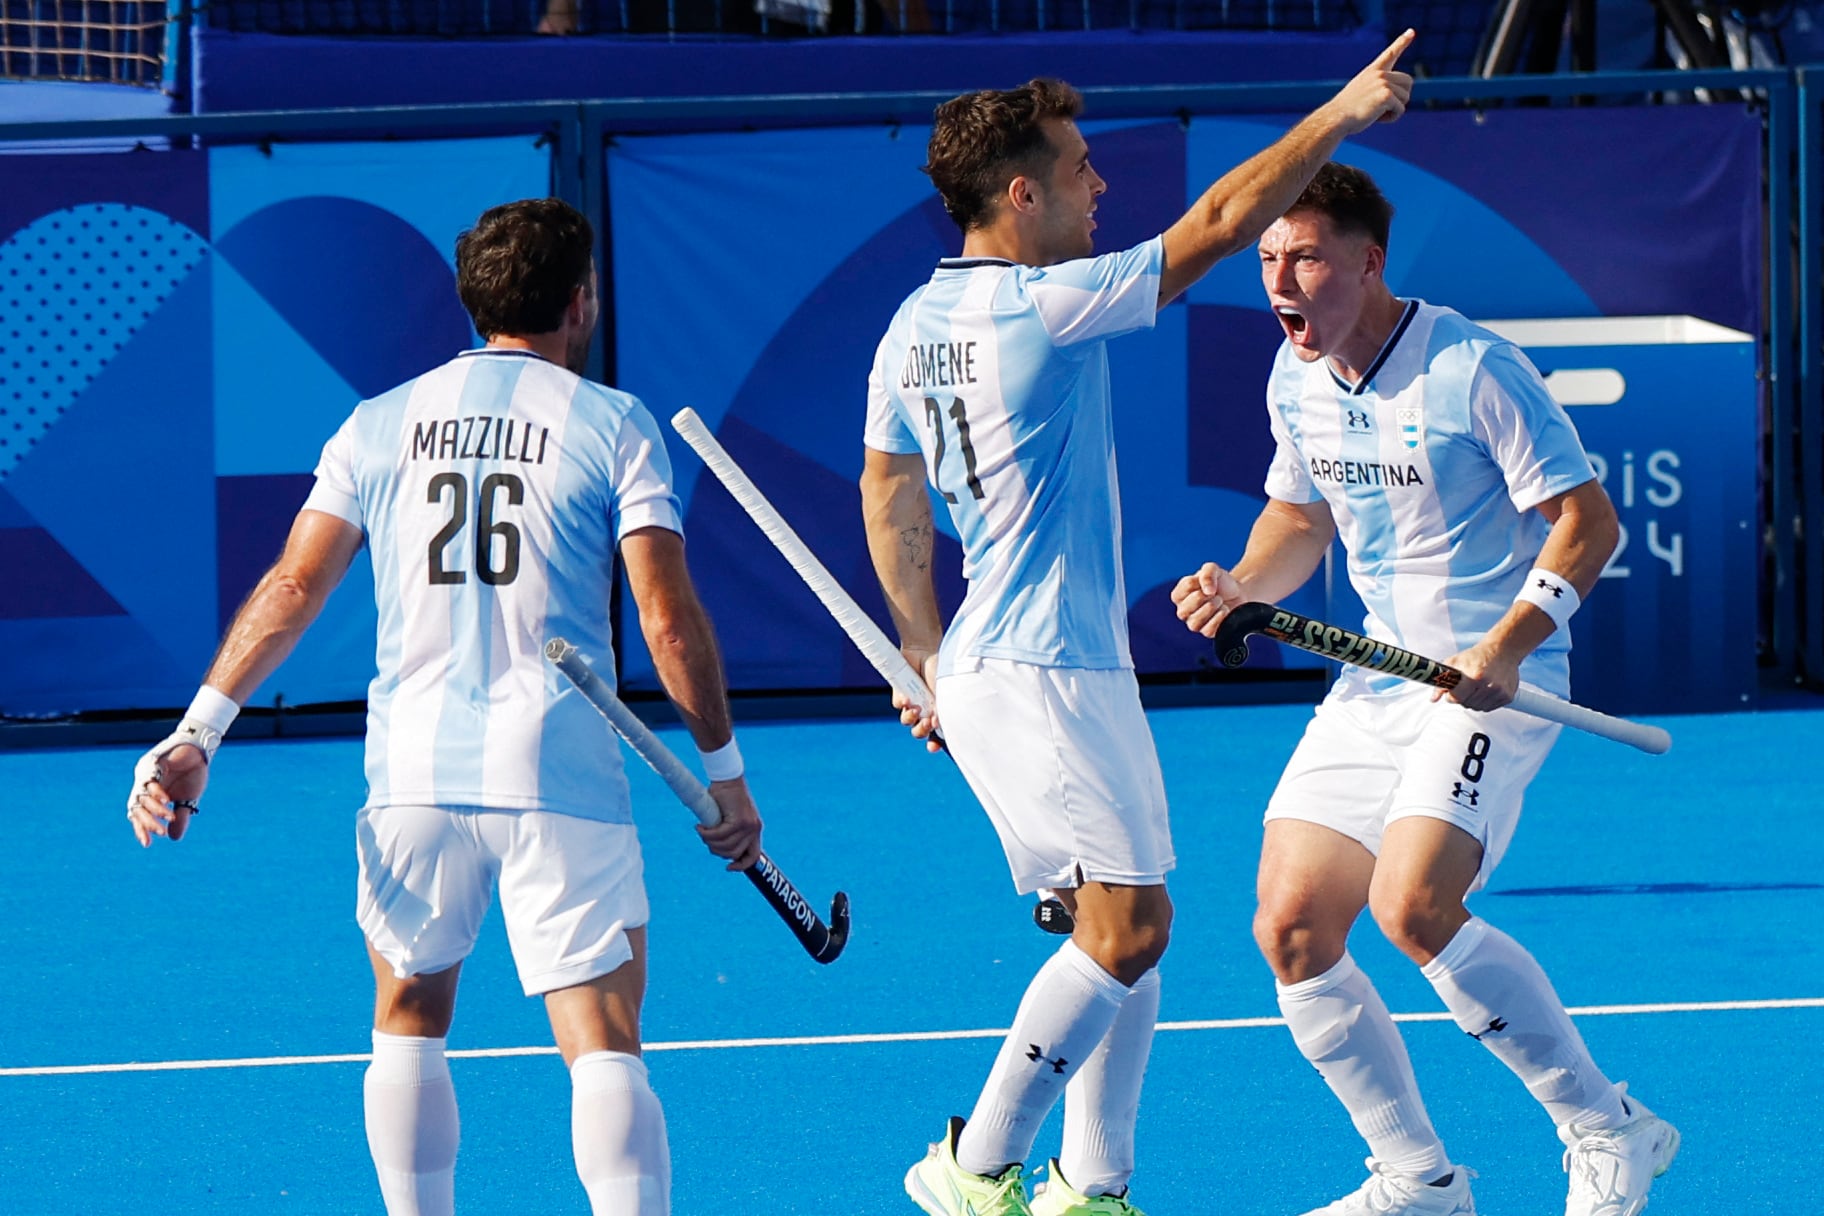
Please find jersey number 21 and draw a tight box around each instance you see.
[924,395,985,504]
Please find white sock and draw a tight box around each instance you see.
[1060,967,1159,1197]
[1277,955,1450,1182]
[571,1050,670,1216]
[956,939,1130,1178]
[1422,917,1628,1130]
[364,1031,459,1216]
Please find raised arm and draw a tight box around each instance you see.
[620,524,762,870]
[1172,497,1337,636]
[1157,29,1415,307]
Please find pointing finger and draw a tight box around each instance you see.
[1373,27,1416,68]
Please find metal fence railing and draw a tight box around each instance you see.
[0,0,1404,86]
[179,0,1360,36]
[0,0,175,87]
[0,0,1510,86]
[1384,0,1495,78]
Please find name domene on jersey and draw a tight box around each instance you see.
[900,340,980,389]
[411,416,551,465]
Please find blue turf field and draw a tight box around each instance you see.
[2,700,1819,1214]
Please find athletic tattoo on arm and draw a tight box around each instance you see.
[899,522,932,572]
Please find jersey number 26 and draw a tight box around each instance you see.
[427,471,523,586]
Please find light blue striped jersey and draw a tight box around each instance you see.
[303,347,683,822]
[863,237,1164,676]
[1263,301,1596,697]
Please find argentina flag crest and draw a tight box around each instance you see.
[1397,405,1422,449]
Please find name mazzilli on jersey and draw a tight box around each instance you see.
[1307,456,1426,487]
[411,415,552,465]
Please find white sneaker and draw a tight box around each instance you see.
[1559,1085,1680,1216]
[1297,1159,1477,1215]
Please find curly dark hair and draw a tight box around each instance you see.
[1290,163,1395,251]
[923,78,1083,233]
[454,198,594,338]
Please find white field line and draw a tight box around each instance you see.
[5,997,1820,1079]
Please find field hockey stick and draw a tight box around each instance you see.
[1210,602,1672,754]
[670,408,937,726]
[669,410,1075,935]
[545,639,851,964]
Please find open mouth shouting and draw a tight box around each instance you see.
[1273,304,1327,361]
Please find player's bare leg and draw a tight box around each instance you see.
[545,929,670,1216]
[1365,817,1479,964]
[545,927,647,1063]
[365,946,463,1216]
[1255,820,1374,983]
[1052,882,1170,986]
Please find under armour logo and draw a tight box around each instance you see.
[1025,1044,1068,1074]
[1451,782,1480,806]
[1535,578,1565,597]
[1468,1017,1509,1040]
[1346,410,1371,430]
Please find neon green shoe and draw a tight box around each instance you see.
[1029,1160,1148,1216]
[904,1117,1034,1216]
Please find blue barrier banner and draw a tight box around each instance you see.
[0,102,1763,717]
[0,137,548,715]
[1512,321,1758,716]
[609,104,1761,712]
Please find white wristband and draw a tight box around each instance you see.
[177,685,241,762]
[1515,568,1581,633]
[698,736,744,782]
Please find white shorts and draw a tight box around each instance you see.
[1265,682,1561,891]
[936,657,1174,895]
[356,804,649,997]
